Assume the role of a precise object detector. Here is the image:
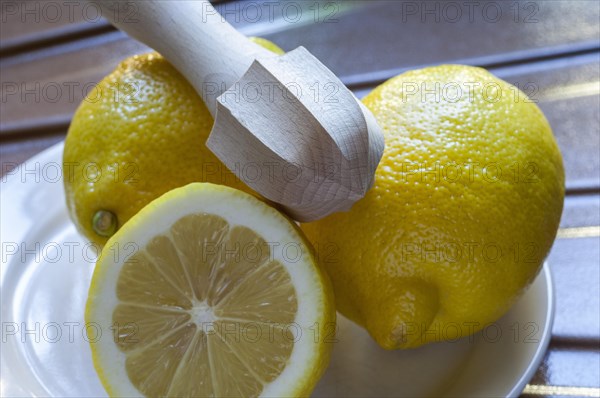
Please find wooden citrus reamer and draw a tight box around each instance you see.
[94,0,384,221]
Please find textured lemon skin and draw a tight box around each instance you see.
[64,39,284,246]
[86,183,335,397]
[302,65,564,349]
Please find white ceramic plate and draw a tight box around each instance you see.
[1,142,554,397]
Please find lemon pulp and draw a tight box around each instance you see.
[113,213,297,396]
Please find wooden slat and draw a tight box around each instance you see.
[523,346,600,397]
[258,0,600,81]
[0,0,233,55]
[0,132,65,180]
[560,194,600,229]
[492,54,600,192]
[6,0,598,63]
[0,31,149,134]
[0,0,108,53]
[547,236,600,341]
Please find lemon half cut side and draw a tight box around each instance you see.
[86,183,334,397]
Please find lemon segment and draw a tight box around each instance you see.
[86,183,334,397]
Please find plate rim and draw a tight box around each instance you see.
[507,263,555,398]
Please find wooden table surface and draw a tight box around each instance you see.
[1,1,599,397]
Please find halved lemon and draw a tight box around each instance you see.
[86,183,335,397]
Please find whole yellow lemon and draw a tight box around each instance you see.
[63,39,283,245]
[302,65,564,349]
